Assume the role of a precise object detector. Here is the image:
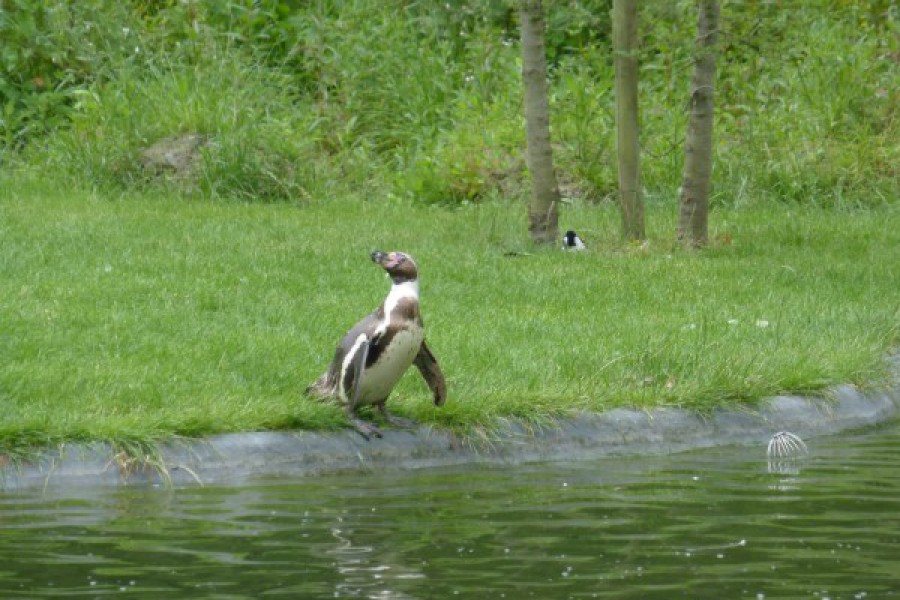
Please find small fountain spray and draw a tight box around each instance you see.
[766,431,808,476]
[766,431,808,458]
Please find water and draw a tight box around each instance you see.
[2,422,900,599]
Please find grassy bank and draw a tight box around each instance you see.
[1,183,898,454]
[1,2,897,463]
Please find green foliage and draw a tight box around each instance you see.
[1,0,898,206]
[639,0,899,208]
[544,0,612,64]
[395,35,525,204]
[0,0,135,147]
[552,58,617,201]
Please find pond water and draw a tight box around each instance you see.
[2,422,899,599]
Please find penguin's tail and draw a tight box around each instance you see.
[304,373,337,402]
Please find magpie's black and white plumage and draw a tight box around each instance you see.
[305,251,446,439]
[562,230,586,250]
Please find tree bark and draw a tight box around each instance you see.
[520,0,559,245]
[678,0,719,247]
[612,0,644,241]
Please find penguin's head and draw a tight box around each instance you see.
[371,250,419,284]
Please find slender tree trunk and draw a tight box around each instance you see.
[678,0,719,247]
[612,0,644,241]
[520,0,559,245]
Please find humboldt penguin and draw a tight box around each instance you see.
[563,230,586,250]
[305,250,447,439]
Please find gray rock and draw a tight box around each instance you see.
[140,133,208,180]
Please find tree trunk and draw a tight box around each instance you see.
[612,0,644,241]
[520,0,559,245]
[678,0,719,247]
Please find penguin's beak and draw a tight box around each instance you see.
[372,250,404,271]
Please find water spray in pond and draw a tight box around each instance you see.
[766,431,808,458]
[766,431,808,476]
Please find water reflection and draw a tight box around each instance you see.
[328,520,425,599]
[2,421,899,598]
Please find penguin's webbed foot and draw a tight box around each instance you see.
[386,414,417,429]
[344,405,382,440]
[377,404,417,430]
[350,417,383,440]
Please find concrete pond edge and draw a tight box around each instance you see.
[4,354,900,491]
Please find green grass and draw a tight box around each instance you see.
[2,183,899,454]
[2,2,896,464]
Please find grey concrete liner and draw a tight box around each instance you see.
[3,354,900,491]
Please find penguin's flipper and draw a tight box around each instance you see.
[341,335,383,440]
[348,335,370,410]
[414,340,447,406]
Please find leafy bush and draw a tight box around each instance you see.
[0,0,136,148]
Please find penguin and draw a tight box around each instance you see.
[305,250,447,439]
[562,230,586,250]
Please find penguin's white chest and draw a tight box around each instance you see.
[357,325,424,403]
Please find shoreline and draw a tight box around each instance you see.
[3,354,899,491]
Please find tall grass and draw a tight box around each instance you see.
[26,49,326,202]
[3,1,896,208]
